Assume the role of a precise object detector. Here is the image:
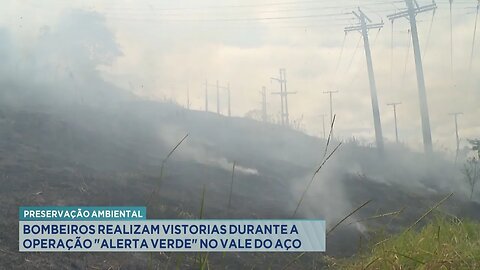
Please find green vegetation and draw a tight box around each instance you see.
[463,139,480,200]
[333,216,480,269]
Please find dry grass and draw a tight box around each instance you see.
[333,216,480,269]
[146,133,189,208]
[292,114,342,218]
[331,193,480,270]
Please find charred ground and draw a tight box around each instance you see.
[0,97,478,269]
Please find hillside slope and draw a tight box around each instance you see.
[0,92,478,269]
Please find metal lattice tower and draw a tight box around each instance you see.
[204,80,229,115]
[271,69,296,126]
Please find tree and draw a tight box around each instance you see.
[468,139,480,157]
[463,139,480,200]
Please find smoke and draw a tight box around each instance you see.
[0,8,478,259]
[156,124,258,176]
[97,1,480,153]
[288,138,473,232]
[0,5,473,206]
[5,2,479,153]
[0,9,129,112]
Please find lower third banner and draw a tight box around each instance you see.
[19,220,325,252]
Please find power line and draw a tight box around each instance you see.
[422,6,436,59]
[103,0,405,12]
[401,29,412,88]
[106,12,353,23]
[390,20,394,90]
[103,0,478,30]
[470,0,480,71]
[449,0,454,83]
[334,32,348,86]
[345,35,363,74]
[100,0,414,21]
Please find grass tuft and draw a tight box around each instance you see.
[146,133,189,208]
[292,114,342,218]
[228,161,236,209]
[335,216,480,269]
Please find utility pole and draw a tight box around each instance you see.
[387,102,401,143]
[260,86,267,122]
[345,8,385,151]
[204,80,209,112]
[323,90,338,126]
[283,69,291,125]
[271,69,296,126]
[388,0,436,155]
[449,112,462,161]
[271,72,284,125]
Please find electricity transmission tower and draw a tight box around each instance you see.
[387,102,402,143]
[388,0,436,155]
[271,69,296,126]
[204,80,229,115]
[345,8,385,151]
[449,112,462,161]
[260,86,267,122]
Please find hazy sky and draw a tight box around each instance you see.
[4,0,480,155]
